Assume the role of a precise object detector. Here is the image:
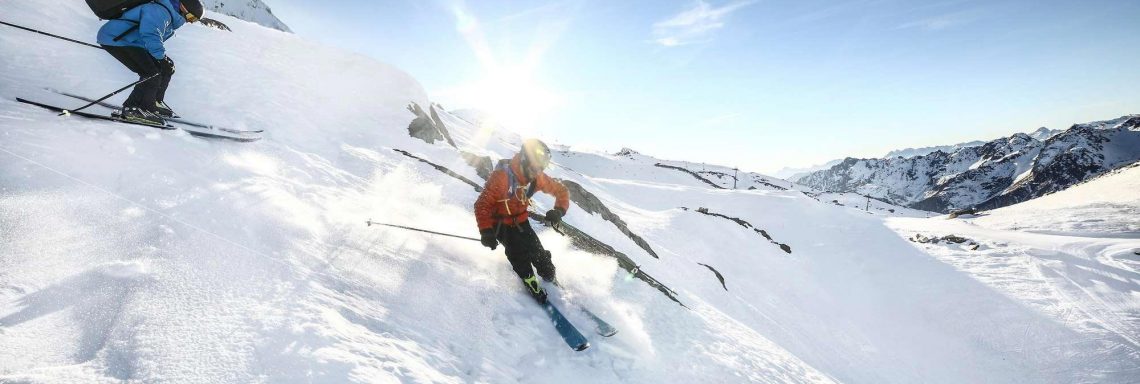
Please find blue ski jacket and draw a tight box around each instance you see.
[97,0,186,60]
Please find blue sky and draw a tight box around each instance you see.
[268,0,1140,173]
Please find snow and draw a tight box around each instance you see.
[976,162,1140,236]
[2,1,1139,383]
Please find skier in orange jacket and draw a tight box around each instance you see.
[474,139,570,303]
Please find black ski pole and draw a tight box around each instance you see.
[0,20,102,49]
[60,73,159,116]
[365,220,480,242]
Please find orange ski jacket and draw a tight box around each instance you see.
[474,154,570,230]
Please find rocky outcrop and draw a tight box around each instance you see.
[460,152,493,181]
[532,212,685,307]
[392,149,480,191]
[697,263,727,291]
[198,17,232,31]
[685,207,792,254]
[654,163,725,189]
[406,103,456,147]
[560,180,660,259]
[909,234,982,251]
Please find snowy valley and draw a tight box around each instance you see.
[1,1,1139,383]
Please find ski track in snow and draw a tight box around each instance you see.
[2,1,1139,383]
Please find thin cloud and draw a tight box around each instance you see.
[897,10,982,31]
[652,0,758,47]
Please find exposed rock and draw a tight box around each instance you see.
[697,263,728,291]
[406,103,456,147]
[615,148,640,156]
[460,151,493,180]
[198,17,232,31]
[910,234,982,250]
[532,212,685,308]
[686,207,792,254]
[654,163,725,189]
[392,149,480,191]
[560,180,660,259]
[948,208,978,219]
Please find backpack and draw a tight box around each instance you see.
[86,0,154,20]
[87,0,175,42]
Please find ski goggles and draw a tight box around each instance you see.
[180,4,200,23]
[527,146,551,170]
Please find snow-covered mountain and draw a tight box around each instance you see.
[882,127,1059,159]
[796,116,1140,213]
[202,0,291,32]
[882,140,987,159]
[773,158,843,180]
[2,2,1138,383]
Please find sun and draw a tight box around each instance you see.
[441,4,569,138]
[445,67,564,136]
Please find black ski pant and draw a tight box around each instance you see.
[102,45,174,111]
[496,221,556,282]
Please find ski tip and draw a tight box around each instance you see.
[574,342,590,351]
[598,329,618,337]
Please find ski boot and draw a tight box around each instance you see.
[536,251,560,288]
[523,274,548,304]
[154,101,180,119]
[113,107,165,126]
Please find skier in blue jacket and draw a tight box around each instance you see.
[97,0,203,125]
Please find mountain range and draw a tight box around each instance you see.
[795,115,1140,213]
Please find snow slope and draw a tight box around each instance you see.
[973,161,1140,236]
[2,1,1139,383]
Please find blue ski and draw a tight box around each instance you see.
[541,301,590,351]
[579,307,618,337]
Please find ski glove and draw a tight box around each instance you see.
[479,229,498,250]
[545,208,565,225]
[158,56,176,75]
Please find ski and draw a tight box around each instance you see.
[49,90,265,134]
[16,98,261,142]
[541,301,590,351]
[17,97,175,130]
[547,282,618,337]
[578,306,618,337]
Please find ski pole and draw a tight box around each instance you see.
[0,20,103,49]
[365,220,480,242]
[60,73,159,116]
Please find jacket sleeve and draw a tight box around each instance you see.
[138,3,171,59]
[537,174,571,214]
[474,170,507,230]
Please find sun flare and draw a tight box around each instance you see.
[444,68,564,136]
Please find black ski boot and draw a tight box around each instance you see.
[113,107,165,126]
[536,250,559,287]
[523,274,547,304]
[154,101,180,119]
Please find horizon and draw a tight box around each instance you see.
[267,0,1140,174]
